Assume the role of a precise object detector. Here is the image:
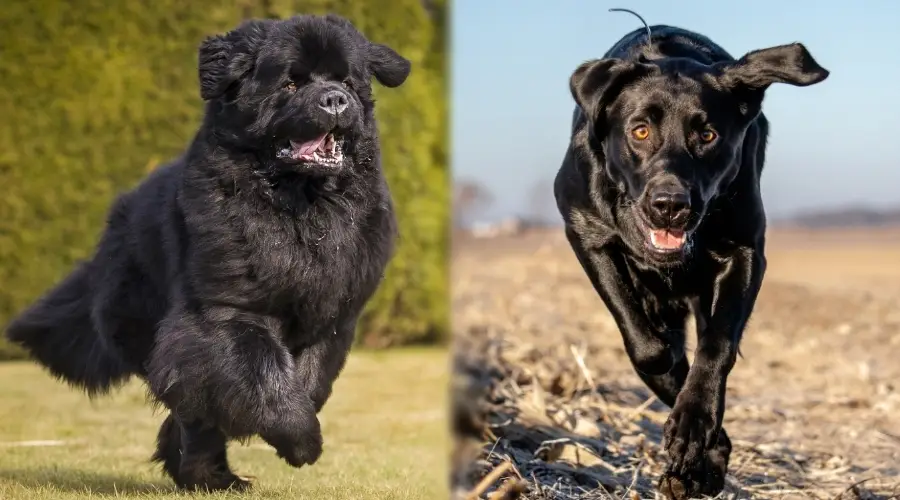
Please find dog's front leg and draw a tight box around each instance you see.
[659,245,766,499]
[294,320,356,413]
[148,308,323,471]
[567,229,685,379]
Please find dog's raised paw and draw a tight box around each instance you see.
[663,400,717,474]
[272,431,324,468]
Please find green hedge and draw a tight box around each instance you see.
[0,0,448,359]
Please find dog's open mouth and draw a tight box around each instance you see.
[276,133,343,166]
[649,229,687,252]
[636,216,690,254]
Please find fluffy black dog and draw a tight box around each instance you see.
[5,14,410,491]
[554,25,828,498]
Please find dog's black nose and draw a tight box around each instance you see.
[649,190,691,228]
[319,90,349,115]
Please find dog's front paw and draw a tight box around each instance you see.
[658,458,728,500]
[662,399,717,473]
[262,416,324,468]
[657,400,729,499]
[276,432,323,468]
[657,471,701,500]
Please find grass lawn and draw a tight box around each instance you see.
[0,348,449,499]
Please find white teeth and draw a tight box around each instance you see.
[277,138,344,166]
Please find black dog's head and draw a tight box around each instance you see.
[197,14,410,176]
[571,43,828,259]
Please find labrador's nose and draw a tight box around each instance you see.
[648,189,691,229]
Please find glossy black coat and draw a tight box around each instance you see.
[554,25,828,499]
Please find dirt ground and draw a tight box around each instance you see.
[451,227,900,499]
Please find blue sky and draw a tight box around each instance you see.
[451,1,899,223]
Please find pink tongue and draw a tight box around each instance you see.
[291,134,328,156]
[650,229,686,249]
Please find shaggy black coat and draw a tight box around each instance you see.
[554,25,828,499]
[5,13,411,491]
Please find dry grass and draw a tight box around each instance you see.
[451,228,900,499]
[0,348,448,500]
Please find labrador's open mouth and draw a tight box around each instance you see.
[636,216,690,254]
[276,133,343,166]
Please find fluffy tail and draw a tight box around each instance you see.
[4,265,132,396]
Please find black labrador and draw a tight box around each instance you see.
[554,25,828,498]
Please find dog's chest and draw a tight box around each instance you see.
[626,256,703,300]
[244,204,394,320]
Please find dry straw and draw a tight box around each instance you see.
[451,334,900,500]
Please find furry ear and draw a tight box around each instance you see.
[198,34,237,100]
[569,58,649,127]
[719,43,829,91]
[368,43,411,88]
[321,14,410,88]
[198,20,270,101]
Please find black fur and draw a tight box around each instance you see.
[554,25,828,499]
[5,13,410,491]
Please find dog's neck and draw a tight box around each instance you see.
[251,171,361,214]
[185,140,368,215]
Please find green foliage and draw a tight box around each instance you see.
[0,0,448,357]
[0,341,25,362]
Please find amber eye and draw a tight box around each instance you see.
[284,81,297,92]
[699,129,718,143]
[631,125,650,141]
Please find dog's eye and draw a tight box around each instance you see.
[284,81,298,93]
[699,129,718,143]
[631,125,650,141]
[341,79,353,90]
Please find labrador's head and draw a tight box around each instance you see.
[571,43,828,261]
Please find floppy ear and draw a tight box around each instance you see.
[570,58,648,126]
[321,14,410,88]
[368,43,411,88]
[719,43,829,91]
[198,20,270,101]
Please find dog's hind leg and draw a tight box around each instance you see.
[151,414,182,482]
[152,414,251,491]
